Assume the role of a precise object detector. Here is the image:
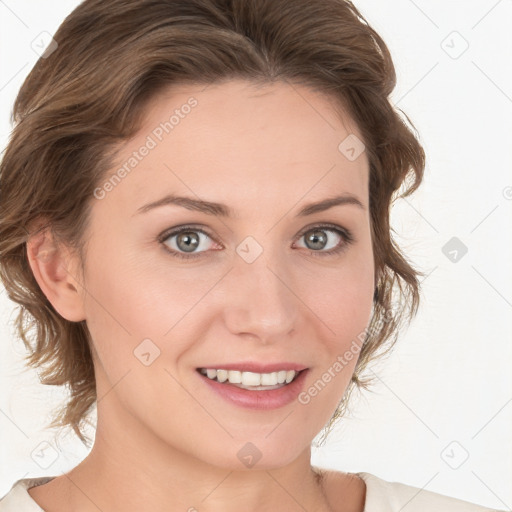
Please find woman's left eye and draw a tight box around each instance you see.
[294,224,354,256]
[158,223,354,260]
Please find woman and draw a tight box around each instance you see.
[0,0,505,510]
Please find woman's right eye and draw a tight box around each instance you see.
[159,226,218,260]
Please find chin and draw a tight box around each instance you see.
[185,433,310,472]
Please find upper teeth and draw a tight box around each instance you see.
[200,369,298,386]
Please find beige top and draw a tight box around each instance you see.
[0,472,504,511]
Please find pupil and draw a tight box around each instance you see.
[178,232,199,252]
[307,230,326,250]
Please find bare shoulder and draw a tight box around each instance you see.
[316,468,366,512]
[27,474,72,511]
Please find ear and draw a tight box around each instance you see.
[25,224,86,322]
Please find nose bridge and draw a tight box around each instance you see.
[223,242,297,339]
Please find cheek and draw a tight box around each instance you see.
[299,243,374,403]
[297,271,372,427]
[305,247,374,341]
[81,242,213,377]
[83,236,171,329]
[80,242,161,369]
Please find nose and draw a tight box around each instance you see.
[221,247,299,344]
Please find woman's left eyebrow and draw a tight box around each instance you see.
[133,193,365,218]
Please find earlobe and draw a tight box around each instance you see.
[25,227,86,322]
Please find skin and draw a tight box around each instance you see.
[26,79,374,512]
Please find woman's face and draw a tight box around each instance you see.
[77,79,374,469]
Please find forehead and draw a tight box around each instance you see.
[99,79,369,218]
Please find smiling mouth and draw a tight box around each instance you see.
[197,368,303,390]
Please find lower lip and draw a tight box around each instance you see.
[198,369,309,410]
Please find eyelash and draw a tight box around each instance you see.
[158,223,355,261]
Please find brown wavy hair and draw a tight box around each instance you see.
[0,0,424,445]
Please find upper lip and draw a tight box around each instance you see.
[196,362,308,373]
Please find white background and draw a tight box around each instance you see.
[0,0,511,509]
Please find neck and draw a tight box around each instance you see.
[59,401,335,512]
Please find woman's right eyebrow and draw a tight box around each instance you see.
[133,193,365,219]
